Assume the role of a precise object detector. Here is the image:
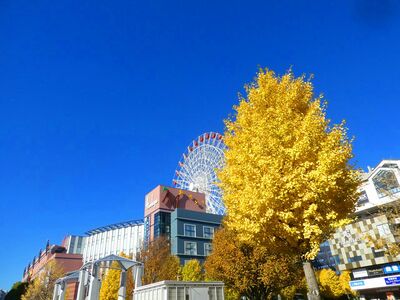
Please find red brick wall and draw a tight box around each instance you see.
[24,252,82,282]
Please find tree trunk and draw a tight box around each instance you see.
[303,261,321,300]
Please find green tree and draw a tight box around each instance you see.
[181,260,203,281]
[5,282,29,300]
[139,236,180,285]
[22,261,64,300]
[218,69,360,299]
[205,227,302,299]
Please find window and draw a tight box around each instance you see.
[373,248,385,258]
[184,224,196,237]
[184,241,197,255]
[348,256,362,263]
[203,226,214,238]
[382,163,399,169]
[377,223,391,237]
[372,169,400,198]
[357,191,369,206]
[154,212,171,238]
[204,243,212,256]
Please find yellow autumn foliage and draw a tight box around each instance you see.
[99,261,120,300]
[205,227,301,299]
[339,271,357,297]
[181,259,203,281]
[318,269,343,298]
[219,69,360,260]
[99,253,134,300]
[22,260,64,300]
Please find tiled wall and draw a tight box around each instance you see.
[329,214,399,271]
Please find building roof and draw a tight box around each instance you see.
[85,219,144,235]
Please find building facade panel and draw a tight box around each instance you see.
[82,220,144,263]
[171,208,222,264]
[326,160,400,299]
[144,185,206,245]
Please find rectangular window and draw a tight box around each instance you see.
[154,212,171,238]
[348,255,362,263]
[373,248,385,258]
[204,243,212,256]
[203,226,214,239]
[184,241,197,255]
[377,224,391,237]
[184,224,196,237]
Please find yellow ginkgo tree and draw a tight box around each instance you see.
[99,253,134,300]
[218,69,360,299]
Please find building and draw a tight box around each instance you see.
[327,160,400,299]
[22,238,83,282]
[62,235,86,255]
[82,219,144,263]
[312,240,339,270]
[143,185,207,244]
[144,185,222,264]
[0,289,6,300]
[171,208,222,264]
[133,280,224,300]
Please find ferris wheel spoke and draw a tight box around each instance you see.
[173,132,226,215]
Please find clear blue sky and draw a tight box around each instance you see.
[1,0,399,289]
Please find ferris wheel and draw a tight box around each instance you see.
[173,132,227,215]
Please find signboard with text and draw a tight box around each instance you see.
[350,275,400,290]
[385,276,400,285]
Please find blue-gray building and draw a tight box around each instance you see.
[171,208,223,264]
[312,240,339,271]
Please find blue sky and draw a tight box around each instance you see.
[1,0,399,289]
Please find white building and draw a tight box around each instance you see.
[62,235,86,254]
[356,159,400,212]
[82,219,144,263]
[327,160,400,299]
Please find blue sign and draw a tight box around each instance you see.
[385,276,400,285]
[384,265,400,275]
[350,281,365,287]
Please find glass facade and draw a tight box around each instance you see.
[312,240,338,270]
[372,169,400,198]
[144,216,150,246]
[154,211,171,238]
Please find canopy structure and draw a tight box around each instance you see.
[53,254,144,300]
[81,254,141,271]
[55,271,80,284]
